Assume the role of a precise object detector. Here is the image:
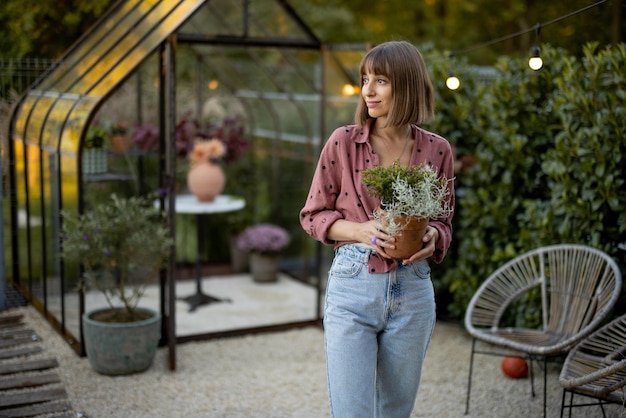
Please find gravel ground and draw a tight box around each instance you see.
[7,306,624,418]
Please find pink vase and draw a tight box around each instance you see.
[187,161,226,202]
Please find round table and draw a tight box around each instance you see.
[170,194,245,312]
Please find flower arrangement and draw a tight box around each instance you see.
[131,123,160,152]
[361,162,453,235]
[188,138,226,166]
[207,117,249,163]
[236,223,291,255]
[60,193,172,323]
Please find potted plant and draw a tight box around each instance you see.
[61,193,173,375]
[236,223,291,283]
[83,122,108,174]
[110,121,130,154]
[361,162,453,259]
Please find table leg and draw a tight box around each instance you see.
[178,214,230,312]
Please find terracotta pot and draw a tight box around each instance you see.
[187,161,226,202]
[111,134,131,154]
[382,215,429,259]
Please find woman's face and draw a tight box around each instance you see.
[361,69,392,121]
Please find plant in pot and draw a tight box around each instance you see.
[61,193,173,375]
[83,122,108,175]
[236,223,291,283]
[110,121,131,154]
[361,162,453,259]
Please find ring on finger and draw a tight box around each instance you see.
[371,236,378,246]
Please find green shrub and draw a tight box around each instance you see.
[426,43,626,321]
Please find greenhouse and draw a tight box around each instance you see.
[5,0,367,366]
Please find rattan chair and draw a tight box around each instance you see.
[464,244,622,417]
[559,313,626,418]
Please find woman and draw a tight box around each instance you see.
[299,41,455,418]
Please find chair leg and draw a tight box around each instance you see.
[560,389,566,418]
[464,338,476,415]
[529,356,536,397]
[568,391,573,418]
[598,398,607,418]
[542,357,547,418]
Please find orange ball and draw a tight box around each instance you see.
[501,356,528,379]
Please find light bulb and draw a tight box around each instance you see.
[528,46,543,71]
[342,84,358,96]
[446,75,460,90]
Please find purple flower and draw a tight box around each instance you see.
[236,223,290,254]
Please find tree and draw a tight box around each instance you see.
[0,0,116,59]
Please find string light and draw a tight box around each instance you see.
[528,23,543,70]
[528,46,543,70]
[342,84,358,96]
[445,53,460,90]
[446,73,460,90]
[446,0,607,80]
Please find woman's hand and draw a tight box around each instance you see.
[365,220,396,259]
[401,226,439,265]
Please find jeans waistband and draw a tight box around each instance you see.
[336,243,374,264]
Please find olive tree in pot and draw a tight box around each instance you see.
[361,162,453,259]
[61,193,172,375]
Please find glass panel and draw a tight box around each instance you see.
[179,0,317,42]
[247,0,314,40]
[43,148,67,338]
[22,143,44,303]
[323,49,362,138]
[88,1,204,96]
[40,96,77,152]
[59,96,100,155]
[13,94,40,143]
[13,140,29,286]
[24,94,56,147]
[59,151,81,340]
[39,0,153,90]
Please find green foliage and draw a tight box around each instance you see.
[430,43,626,320]
[84,124,107,149]
[361,163,452,234]
[0,0,116,59]
[61,193,172,320]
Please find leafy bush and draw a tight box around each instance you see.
[426,43,626,322]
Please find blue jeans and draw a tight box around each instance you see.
[324,244,436,418]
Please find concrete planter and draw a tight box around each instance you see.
[249,253,279,283]
[82,307,161,375]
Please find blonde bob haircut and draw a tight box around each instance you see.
[354,41,435,127]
